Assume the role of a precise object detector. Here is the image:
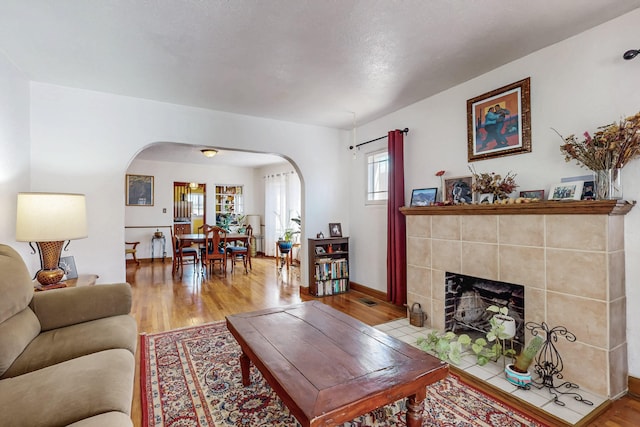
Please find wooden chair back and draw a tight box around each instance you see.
[170,228,198,276]
[203,226,227,275]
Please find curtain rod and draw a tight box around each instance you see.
[349,128,409,150]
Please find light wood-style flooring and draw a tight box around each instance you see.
[126,257,639,427]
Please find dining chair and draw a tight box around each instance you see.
[125,241,140,265]
[170,229,199,276]
[226,224,252,273]
[201,226,227,276]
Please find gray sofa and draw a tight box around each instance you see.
[0,244,137,427]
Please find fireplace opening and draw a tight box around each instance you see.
[445,272,525,351]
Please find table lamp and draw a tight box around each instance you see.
[16,193,88,286]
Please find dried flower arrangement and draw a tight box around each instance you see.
[556,112,640,171]
[469,166,518,200]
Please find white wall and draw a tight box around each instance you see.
[0,52,31,262]
[26,84,348,285]
[349,10,640,377]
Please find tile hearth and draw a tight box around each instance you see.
[375,318,607,426]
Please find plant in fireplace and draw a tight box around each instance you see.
[417,305,516,366]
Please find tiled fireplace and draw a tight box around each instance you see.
[401,201,633,398]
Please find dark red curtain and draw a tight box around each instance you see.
[387,129,406,306]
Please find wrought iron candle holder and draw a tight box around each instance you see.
[525,321,593,407]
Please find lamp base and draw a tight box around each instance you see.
[36,268,65,286]
[35,241,65,286]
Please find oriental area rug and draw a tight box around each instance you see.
[140,321,548,427]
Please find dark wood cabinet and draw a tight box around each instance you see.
[174,223,191,235]
[307,237,349,296]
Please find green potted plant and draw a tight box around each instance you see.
[276,212,301,253]
[417,305,517,366]
[504,335,544,387]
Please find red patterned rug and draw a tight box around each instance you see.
[140,321,548,426]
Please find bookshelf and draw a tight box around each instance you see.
[307,237,349,297]
[215,185,244,223]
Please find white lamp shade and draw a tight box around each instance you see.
[16,193,88,242]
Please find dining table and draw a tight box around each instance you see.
[177,232,250,246]
[177,232,251,272]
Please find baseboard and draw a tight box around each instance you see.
[629,375,640,398]
[349,281,388,302]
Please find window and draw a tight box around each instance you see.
[187,193,204,216]
[366,149,388,204]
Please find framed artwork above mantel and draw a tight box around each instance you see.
[467,77,531,162]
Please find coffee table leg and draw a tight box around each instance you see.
[240,351,251,386]
[406,389,426,427]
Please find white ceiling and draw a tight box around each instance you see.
[1,0,638,166]
[134,142,287,168]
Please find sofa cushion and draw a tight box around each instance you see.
[2,314,137,378]
[0,349,135,427]
[0,245,35,323]
[0,308,40,377]
[30,283,133,331]
[66,411,133,427]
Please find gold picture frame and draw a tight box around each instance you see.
[126,174,154,206]
[467,77,531,162]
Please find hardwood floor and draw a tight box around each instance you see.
[126,257,639,427]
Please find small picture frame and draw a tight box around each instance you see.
[582,181,595,200]
[478,193,494,204]
[444,176,473,204]
[410,188,438,207]
[519,190,545,200]
[329,223,342,237]
[316,232,324,239]
[126,174,154,206]
[548,182,584,201]
[315,246,326,255]
[59,256,78,280]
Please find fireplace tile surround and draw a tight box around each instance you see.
[401,201,634,398]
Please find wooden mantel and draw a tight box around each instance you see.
[400,199,635,216]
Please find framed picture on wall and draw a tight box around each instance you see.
[126,174,154,206]
[467,77,531,162]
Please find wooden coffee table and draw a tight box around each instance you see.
[226,301,448,427]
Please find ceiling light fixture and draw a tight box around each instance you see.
[201,149,218,158]
[623,49,639,60]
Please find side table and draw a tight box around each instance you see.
[34,274,99,291]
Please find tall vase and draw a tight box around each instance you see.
[595,168,622,200]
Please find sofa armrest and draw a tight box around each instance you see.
[30,283,133,331]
